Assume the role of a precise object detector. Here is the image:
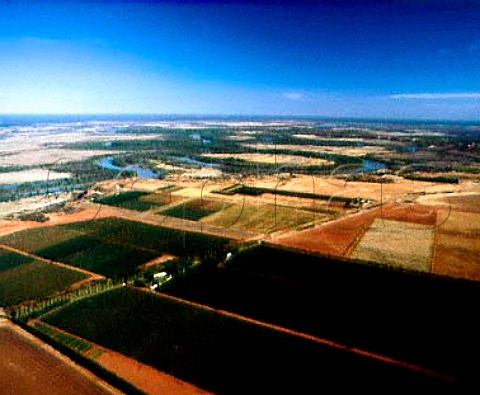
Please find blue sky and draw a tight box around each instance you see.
[1,0,480,119]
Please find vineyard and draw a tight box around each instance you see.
[43,286,447,392]
[0,247,87,307]
[0,217,230,278]
[94,190,181,212]
[161,244,480,381]
[161,198,229,221]
[202,202,315,233]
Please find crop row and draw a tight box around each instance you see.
[0,217,230,278]
[44,286,447,392]
[161,244,480,381]
[0,248,87,306]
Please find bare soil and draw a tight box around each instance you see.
[0,319,119,395]
[97,351,210,395]
[431,209,480,280]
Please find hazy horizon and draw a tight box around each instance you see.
[1,113,480,124]
[1,1,480,119]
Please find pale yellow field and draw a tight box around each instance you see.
[250,174,459,203]
[203,153,333,166]
[293,134,365,141]
[242,143,390,157]
[351,218,434,272]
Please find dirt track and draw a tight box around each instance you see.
[0,319,120,395]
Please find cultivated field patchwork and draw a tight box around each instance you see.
[0,217,230,278]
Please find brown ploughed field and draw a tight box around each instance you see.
[0,320,118,395]
[433,209,480,280]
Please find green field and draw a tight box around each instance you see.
[0,217,230,278]
[42,286,442,392]
[94,190,180,212]
[0,248,87,306]
[202,202,315,232]
[160,198,229,220]
[0,248,32,273]
[34,322,92,353]
[161,244,480,381]
[0,227,82,253]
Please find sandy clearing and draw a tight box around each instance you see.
[251,174,461,203]
[0,204,115,238]
[0,128,163,167]
[0,169,72,184]
[0,193,72,217]
[180,168,223,179]
[0,148,120,167]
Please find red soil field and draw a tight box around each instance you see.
[432,243,480,281]
[378,202,438,226]
[273,202,438,257]
[0,320,118,395]
[97,350,210,395]
[273,207,380,256]
[431,194,480,213]
[432,209,480,280]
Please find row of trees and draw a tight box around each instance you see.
[10,280,120,321]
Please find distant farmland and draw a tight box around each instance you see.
[0,247,87,306]
[94,190,181,212]
[0,217,230,278]
[161,198,229,221]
